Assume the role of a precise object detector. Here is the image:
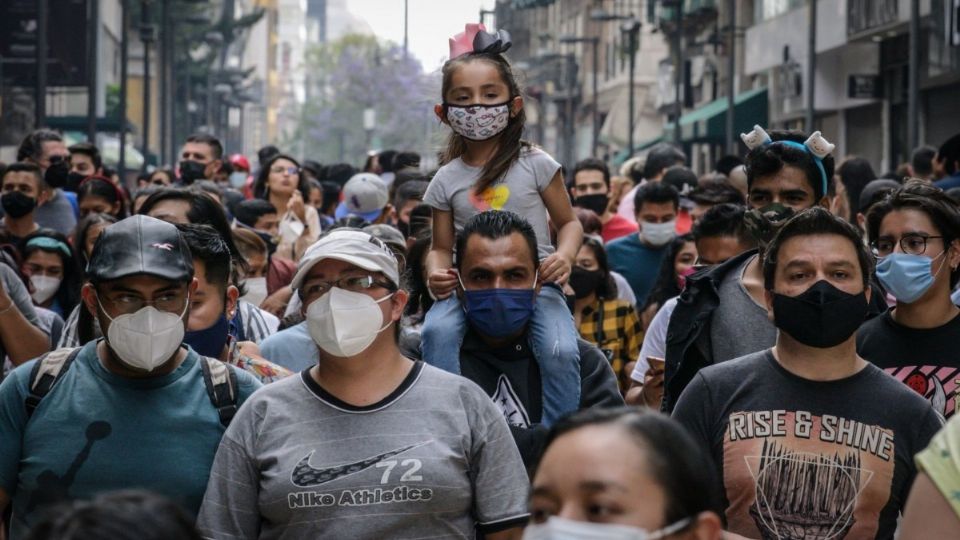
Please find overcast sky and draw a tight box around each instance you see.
[345,0,498,72]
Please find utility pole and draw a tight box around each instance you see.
[86,0,99,141]
[673,0,684,145]
[36,0,48,127]
[403,0,409,60]
[160,0,169,165]
[559,36,600,156]
[907,0,920,153]
[120,0,129,176]
[725,0,736,155]
[805,0,817,133]
[624,20,641,155]
[141,0,155,172]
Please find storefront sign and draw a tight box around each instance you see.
[848,75,882,99]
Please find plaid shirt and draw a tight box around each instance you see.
[576,298,643,392]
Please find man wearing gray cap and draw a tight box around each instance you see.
[0,215,261,539]
[199,228,528,539]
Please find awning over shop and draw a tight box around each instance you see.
[663,87,768,144]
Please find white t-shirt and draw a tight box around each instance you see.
[423,147,561,259]
[611,271,637,306]
[630,296,678,383]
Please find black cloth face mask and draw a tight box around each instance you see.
[44,158,69,189]
[569,266,604,299]
[1,191,37,218]
[771,280,868,348]
[574,194,609,216]
[179,160,207,184]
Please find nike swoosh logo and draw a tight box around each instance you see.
[291,441,429,487]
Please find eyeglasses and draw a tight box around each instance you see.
[301,274,393,299]
[270,166,300,175]
[97,291,189,316]
[871,234,944,257]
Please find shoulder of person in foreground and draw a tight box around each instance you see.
[576,338,626,409]
[223,361,263,404]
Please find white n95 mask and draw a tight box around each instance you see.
[30,275,61,304]
[242,277,269,307]
[306,287,394,357]
[100,300,188,372]
[522,516,692,540]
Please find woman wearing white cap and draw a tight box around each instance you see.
[198,229,529,539]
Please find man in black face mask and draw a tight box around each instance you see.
[15,129,78,235]
[673,207,942,540]
[178,133,224,185]
[570,158,638,243]
[661,128,840,413]
[0,163,45,244]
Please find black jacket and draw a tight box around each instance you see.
[663,249,886,413]
[458,331,624,471]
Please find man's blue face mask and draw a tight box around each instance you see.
[460,271,538,339]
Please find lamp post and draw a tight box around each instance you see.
[805,0,816,133]
[119,0,129,175]
[590,10,641,157]
[725,0,737,155]
[559,35,600,157]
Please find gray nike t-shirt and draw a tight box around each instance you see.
[197,362,529,539]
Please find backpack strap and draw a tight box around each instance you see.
[200,356,239,428]
[25,347,81,418]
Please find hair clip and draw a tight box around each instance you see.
[740,125,772,151]
[448,23,512,59]
[803,131,835,159]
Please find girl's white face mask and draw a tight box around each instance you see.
[522,516,692,540]
[306,287,394,357]
[445,102,511,141]
[30,275,61,304]
[241,277,268,307]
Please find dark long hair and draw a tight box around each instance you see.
[19,229,81,314]
[643,234,694,311]
[78,176,129,218]
[537,407,724,524]
[403,232,434,318]
[252,153,310,201]
[579,236,618,300]
[440,53,530,194]
[74,213,118,274]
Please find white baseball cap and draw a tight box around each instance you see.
[290,229,400,290]
[334,173,389,222]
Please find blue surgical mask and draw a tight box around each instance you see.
[461,273,537,339]
[876,251,946,304]
[184,313,231,358]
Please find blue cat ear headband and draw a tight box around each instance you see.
[740,125,835,197]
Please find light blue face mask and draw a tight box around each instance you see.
[876,251,947,304]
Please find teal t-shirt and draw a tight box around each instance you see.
[0,340,261,539]
[605,233,668,306]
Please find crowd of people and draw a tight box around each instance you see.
[2,22,960,540]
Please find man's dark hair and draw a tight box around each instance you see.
[714,155,744,177]
[1,162,43,186]
[763,207,873,290]
[911,145,936,177]
[378,150,399,173]
[190,180,223,202]
[745,130,836,201]
[257,145,280,165]
[137,188,245,272]
[642,143,687,180]
[692,203,755,248]
[867,180,960,287]
[661,166,698,196]
[24,490,202,540]
[176,223,232,294]
[17,129,63,162]
[394,179,429,209]
[184,133,224,160]
[572,158,611,188]
[301,159,323,179]
[324,163,358,186]
[233,199,278,229]
[633,182,679,214]
[937,134,960,177]
[455,210,538,271]
[538,407,723,523]
[857,179,901,214]
[689,181,746,206]
[392,151,420,171]
[68,142,103,170]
